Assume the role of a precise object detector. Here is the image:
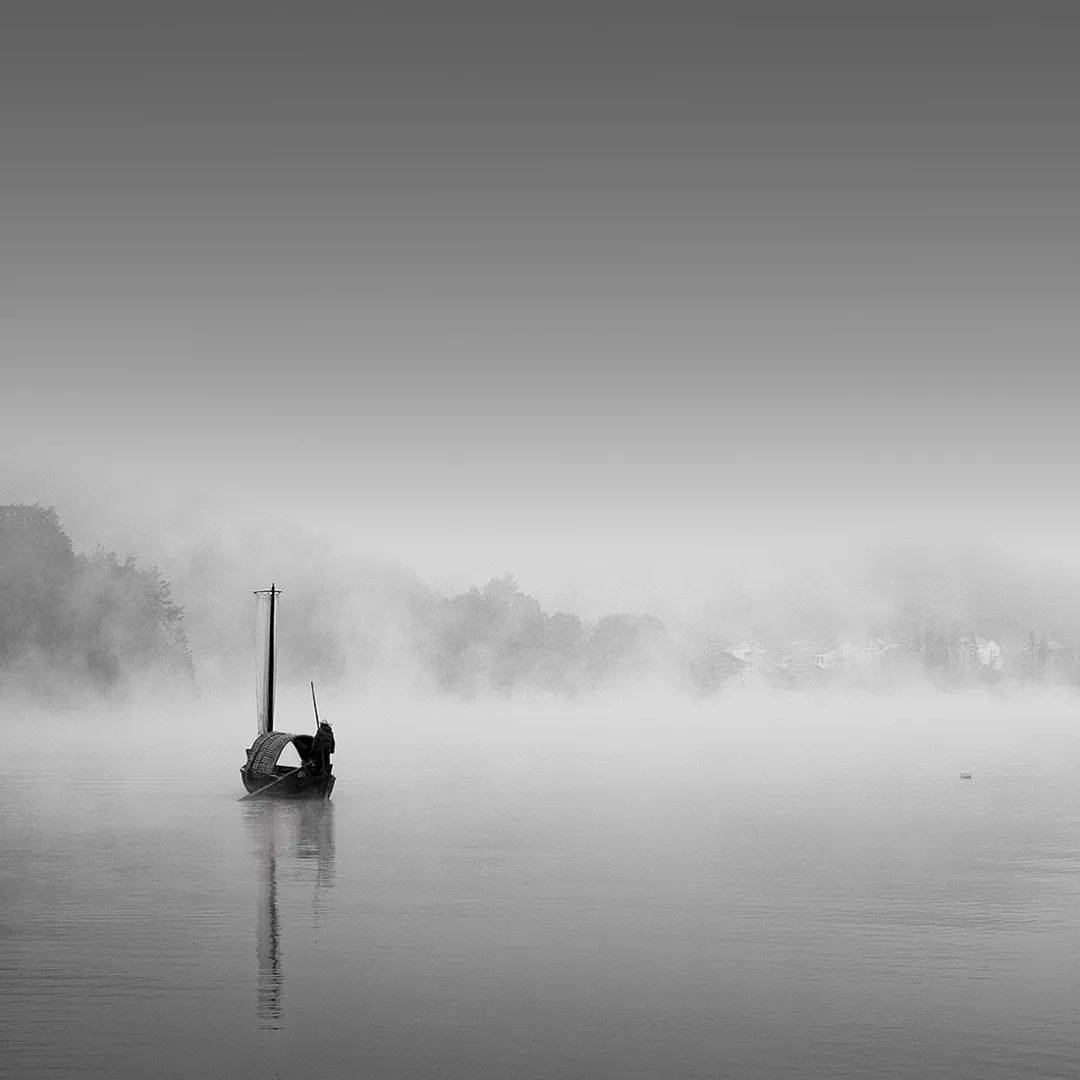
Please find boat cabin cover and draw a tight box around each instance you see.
[245,731,316,784]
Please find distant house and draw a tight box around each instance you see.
[688,644,747,692]
[772,640,822,684]
[1043,640,1077,681]
[816,642,858,670]
[815,640,895,673]
[949,633,1002,678]
[1045,640,1069,662]
[731,641,768,676]
[976,636,1004,672]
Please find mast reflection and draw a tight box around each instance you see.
[255,825,282,1029]
[246,801,336,1031]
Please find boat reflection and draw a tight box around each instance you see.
[245,801,336,1030]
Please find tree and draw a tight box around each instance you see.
[0,504,194,692]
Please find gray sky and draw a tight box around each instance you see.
[4,7,1080,598]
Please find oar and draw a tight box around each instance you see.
[238,766,303,801]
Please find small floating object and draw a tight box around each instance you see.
[959,772,973,780]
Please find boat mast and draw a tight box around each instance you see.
[254,584,281,736]
[267,583,276,733]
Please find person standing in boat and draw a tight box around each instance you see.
[310,720,335,775]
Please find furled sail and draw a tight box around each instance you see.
[253,585,279,735]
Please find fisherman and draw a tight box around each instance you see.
[310,720,335,775]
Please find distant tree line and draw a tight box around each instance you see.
[11,501,1080,701]
[0,504,193,691]
[415,575,673,695]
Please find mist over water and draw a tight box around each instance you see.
[5,685,1080,1079]
[5,496,1080,1078]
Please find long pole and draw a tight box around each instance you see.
[310,680,320,733]
[238,766,302,802]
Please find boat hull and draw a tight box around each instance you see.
[240,766,335,800]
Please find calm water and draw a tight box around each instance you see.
[4,700,1080,1079]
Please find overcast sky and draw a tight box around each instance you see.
[4,7,1079,599]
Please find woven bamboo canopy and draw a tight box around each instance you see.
[245,731,315,782]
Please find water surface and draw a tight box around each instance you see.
[4,698,1080,1078]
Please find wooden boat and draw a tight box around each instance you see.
[240,584,335,801]
[959,772,973,780]
[242,730,335,800]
